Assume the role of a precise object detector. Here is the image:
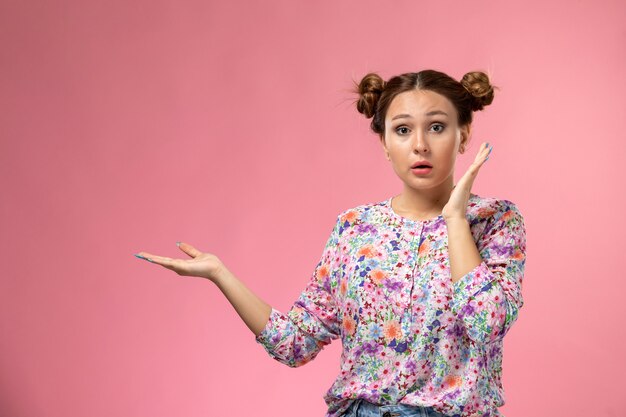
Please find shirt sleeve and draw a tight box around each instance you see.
[254,215,343,367]
[449,200,527,345]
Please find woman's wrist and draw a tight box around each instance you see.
[444,215,469,225]
[209,261,231,285]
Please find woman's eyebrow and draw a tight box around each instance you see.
[391,110,449,121]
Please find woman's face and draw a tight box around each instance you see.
[381,89,470,192]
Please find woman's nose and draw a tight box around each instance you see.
[413,132,428,153]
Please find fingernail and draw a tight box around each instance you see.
[486,142,489,147]
[134,254,153,262]
[485,156,490,161]
[176,241,181,247]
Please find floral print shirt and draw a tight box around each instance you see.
[254,193,527,417]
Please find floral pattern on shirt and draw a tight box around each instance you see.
[255,193,527,417]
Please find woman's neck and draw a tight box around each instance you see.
[394,177,454,220]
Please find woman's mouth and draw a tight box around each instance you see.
[411,166,433,175]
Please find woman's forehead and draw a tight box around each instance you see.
[386,90,455,120]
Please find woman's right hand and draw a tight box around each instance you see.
[135,242,225,283]
[137,242,273,338]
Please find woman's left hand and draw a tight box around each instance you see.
[442,142,493,221]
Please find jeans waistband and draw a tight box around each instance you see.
[349,398,440,417]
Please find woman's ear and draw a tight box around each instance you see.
[380,135,390,160]
[459,124,471,154]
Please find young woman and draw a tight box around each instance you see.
[135,69,527,417]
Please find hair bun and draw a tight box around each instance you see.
[460,71,495,111]
[354,73,386,119]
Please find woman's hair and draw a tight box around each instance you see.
[353,69,498,139]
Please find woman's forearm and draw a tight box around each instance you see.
[445,217,483,284]
[213,265,273,337]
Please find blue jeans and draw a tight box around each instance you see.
[343,398,451,417]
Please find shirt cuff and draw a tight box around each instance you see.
[449,261,494,316]
[255,307,286,345]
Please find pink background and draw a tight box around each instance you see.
[1,1,625,416]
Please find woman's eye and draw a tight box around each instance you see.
[396,126,410,135]
[431,123,445,133]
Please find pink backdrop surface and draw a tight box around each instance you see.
[1,1,625,416]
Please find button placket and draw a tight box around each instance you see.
[378,224,413,319]
[399,225,423,328]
